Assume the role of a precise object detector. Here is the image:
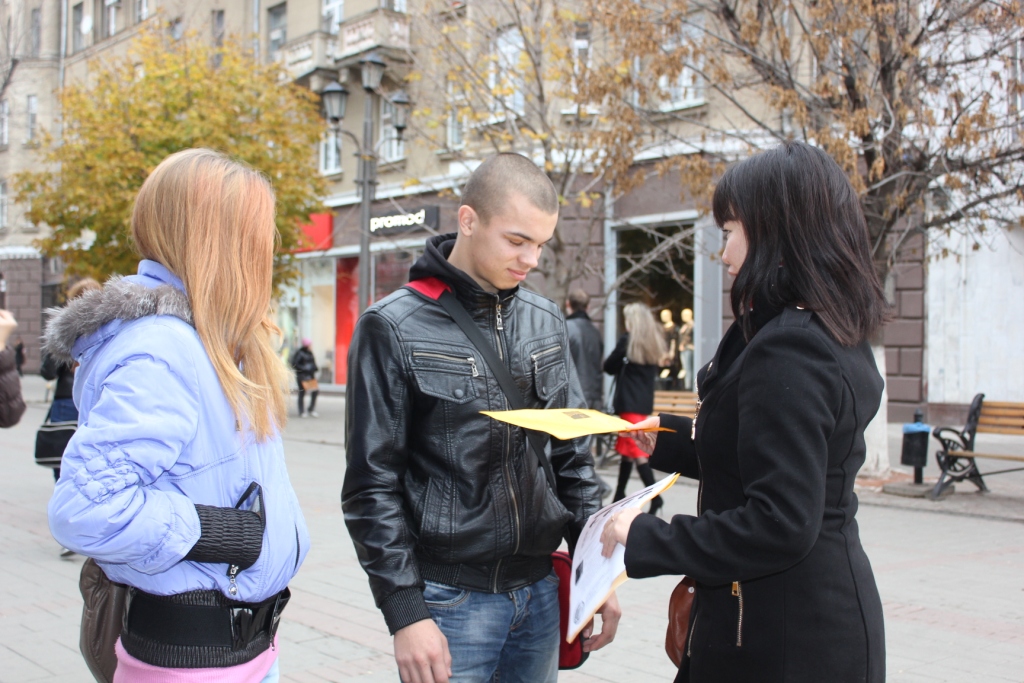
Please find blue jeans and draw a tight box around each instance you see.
[50,397,79,422]
[419,572,560,683]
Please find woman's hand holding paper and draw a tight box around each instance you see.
[599,507,644,557]
[621,415,661,455]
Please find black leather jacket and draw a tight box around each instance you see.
[342,234,600,635]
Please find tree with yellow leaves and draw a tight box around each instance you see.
[15,24,326,290]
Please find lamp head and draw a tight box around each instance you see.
[321,81,348,122]
[360,52,387,92]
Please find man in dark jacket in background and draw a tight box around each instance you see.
[0,309,26,428]
[565,289,612,500]
[565,289,603,410]
[343,154,619,683]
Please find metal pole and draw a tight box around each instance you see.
[357,90,377,315]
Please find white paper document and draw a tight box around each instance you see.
[566,472,680,642]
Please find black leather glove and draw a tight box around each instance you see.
[185,504,265,571]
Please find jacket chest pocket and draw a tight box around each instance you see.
[411,350,480,404]
[529,344,568,402]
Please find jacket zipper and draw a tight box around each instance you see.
[530,345,561,377]
[686,363,712,659]
[294,526,301,571]
[412,351,479,377]
[493,299,520,590]
[732,581,744,646]
[692,365,707,514]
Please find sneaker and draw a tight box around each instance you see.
[298,413,307,419]
[60,547,76,558]
[309,411,319,418]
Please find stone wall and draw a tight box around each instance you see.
[884,233,927,422]
[0,257,42,373]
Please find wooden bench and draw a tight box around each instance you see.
[653,390,698,418]
[930,393,1024,499]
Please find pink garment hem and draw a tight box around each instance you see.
[113,637,277,683]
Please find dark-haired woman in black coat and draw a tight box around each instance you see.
[600,141,889,683]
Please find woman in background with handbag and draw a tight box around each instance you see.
[600,142,888,683]
[39,279,102,478]
[290,338,319,418]
[603,303,667,515]
[45,149,309,683]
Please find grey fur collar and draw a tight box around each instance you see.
[42,276,193,364]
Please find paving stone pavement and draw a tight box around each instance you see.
[1,376,1022,682]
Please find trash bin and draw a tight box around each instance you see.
[901,409,930,484]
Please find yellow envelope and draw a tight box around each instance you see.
[480,408,674,441]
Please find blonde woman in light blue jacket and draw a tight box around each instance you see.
[46,149,309,682]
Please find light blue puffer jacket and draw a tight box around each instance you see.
[46,260,309,602]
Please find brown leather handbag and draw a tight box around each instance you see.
[80,558,128,683]
[665,576,697,667]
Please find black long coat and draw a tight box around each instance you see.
[624,306,886,683]
[603,333,659,415]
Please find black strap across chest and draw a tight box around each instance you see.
[407,281,559,492]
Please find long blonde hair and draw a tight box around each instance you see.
[623,303,667,365]
[131,149,287,440]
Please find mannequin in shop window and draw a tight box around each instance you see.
[678,308,695,391]
[291,338,319,417]
[658,309,680,390]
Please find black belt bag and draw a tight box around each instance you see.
[120,587,290,668]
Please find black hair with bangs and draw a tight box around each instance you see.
[712,141,890,345]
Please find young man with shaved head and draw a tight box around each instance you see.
[343,153,620,683]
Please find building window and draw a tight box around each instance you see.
[322,0,343,35]
[136,0,148,22]
[0,100,8,147]
[0,181,7,230]
[211,9,225,66]
[380,98,405,163]
[491,27,525,116]
[104,0,120,38]
[320,129,341,174]
[446,81,465,150]
[72,3,84,52]
[30,8,41,58]
[26,95,37,142]
[268,3,287,59]
[658,22,704,111]
[168,17,183,40]
[212,10,225,46]
[383,0,406,12]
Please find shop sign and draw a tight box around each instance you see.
[370,206,439,235]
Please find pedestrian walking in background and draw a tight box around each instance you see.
[565,288,613,500]
[40,278,102,482]
[603,302,667,515]
[291,338,319,417]
[45,149,308,683]
[343,153,619,683]
[13,335,25,377]
[565,288,604,411]
[677,308,695,391]
[601,141,889,683]
[0,310,26,428]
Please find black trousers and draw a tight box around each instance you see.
[298,385,318,414]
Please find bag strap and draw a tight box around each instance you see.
[406,278,559,492]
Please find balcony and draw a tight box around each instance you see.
[280,31,340,81]
[335,9,411,65]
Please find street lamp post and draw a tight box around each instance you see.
[319,52,410,316]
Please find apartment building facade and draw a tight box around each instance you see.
[0,0,1019,423]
